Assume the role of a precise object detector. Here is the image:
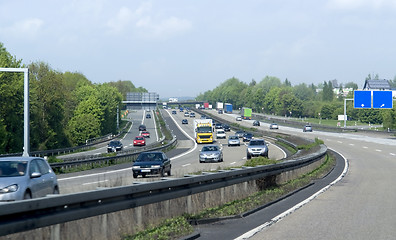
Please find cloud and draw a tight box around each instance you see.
[106,6,134,33]
[0,18,43,38]
[136,16,192,39]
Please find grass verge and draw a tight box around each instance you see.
[124,153,335,239]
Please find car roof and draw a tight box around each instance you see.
[0,156,43,162]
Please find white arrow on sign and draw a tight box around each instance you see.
[361,104,365,107]
[380,104,385,107]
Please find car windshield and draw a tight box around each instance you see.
[109,141,121,146]
[229,136,238,140]
[202,146,219,152]
[250,140,265,146]
[0,161,28,177]
[197,126,212,133]
[136,153,163,162]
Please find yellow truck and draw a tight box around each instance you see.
[194,119,213,143]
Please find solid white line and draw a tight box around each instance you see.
[165,110,198,161]
[375,149,382,152]
[82,180,109,186]
[390,153,395,156]
[59,168,131,181]
[234,148,349,240]
[182,164,191,167]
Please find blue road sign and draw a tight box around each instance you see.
[373,91,393,109]
[354,91,371,108]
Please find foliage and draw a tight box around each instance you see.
[0,42,141,154]
[244,157,277,167]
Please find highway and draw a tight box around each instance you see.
[57,109,286,194]
[197,110,396,240]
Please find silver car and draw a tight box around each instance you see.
[228,135,240,147]
[199,145,223,163]
[246,139,269,159]
[0,157,59,201]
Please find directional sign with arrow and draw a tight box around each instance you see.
[373,91,393,109]
[354,91,372,109]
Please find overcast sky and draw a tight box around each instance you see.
[1,0,396,98]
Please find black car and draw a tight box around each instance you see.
[107,140,123,153]
[182,119,188,124]
[172,110,177,114]
[253,120,260,126]
[139,124,146,131]
[242,133,253,142]
[235,130,245,138]
[132,152,171,178]
[222,124,231,132]
[215,123,223,129]
[146,113,151,118]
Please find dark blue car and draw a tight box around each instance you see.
[132,152,171,178]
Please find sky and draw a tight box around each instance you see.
[1,0,396,99]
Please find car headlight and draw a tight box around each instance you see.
[151,165,161,168]
[0,184,18,193]
[132,166,140,169]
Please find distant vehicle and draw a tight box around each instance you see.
[228,135,240,147]
[0,157,59,201]
[218,109,223,114]
[200,115,207,119]
[235,130,245,138]
[179,108,184,112]
[146,113,151,118]
[141,131,150,138]
[215,123,223,129]
[222,124,231,132]
[241,107,252,120]
[189,112,195,118]
[216,129,226,139]
[133,136,146,146]
[242,133,254,142]
[247,139,269,159]
[236,116,242,121]
[182,119,188,124]
[224,103,233,113]
[303,125,313,132]
[253,120,260,126]
[107,140,123,153]
[132,151,171,178]
[199,145,223,163]
[194,119,214,144]
[184,112,190,117]
[172,110,177,114]
[138,125,146,131]
[269,123,279,129]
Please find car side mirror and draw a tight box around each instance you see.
[30,172,42,179]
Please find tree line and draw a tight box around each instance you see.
[196,76,396,129]
[0,43,146,154]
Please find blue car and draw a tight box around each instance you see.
[132,152,171,178]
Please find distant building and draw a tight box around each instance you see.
[169,98,178,102]
[363,79,391,90]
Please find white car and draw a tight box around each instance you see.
[216,129,226,139]
[236,116,242,121]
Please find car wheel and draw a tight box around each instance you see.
[53,187,60,195]
[23,191,31,200]
[133,173,138,178]
[247,154,251,160]
[167,168,171,176]
[160,168,165,177]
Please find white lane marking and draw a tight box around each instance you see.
[230,162,236,165]
[349,143,354,146]
[234,148,349,240]
[337,141,343,144]
[390,153,395,156]
[363,146,368,149]
[182,164,191,167]
[375,149,382,152]
[165,110,198,161]
[59,168,131,181]
[121,121,134,141]
[82,180,109,186]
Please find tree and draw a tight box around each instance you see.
[344,82,359,90]
[322,81,334,102]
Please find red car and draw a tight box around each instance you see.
[133,136,146,146]
[141,131,150,138]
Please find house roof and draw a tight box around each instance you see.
[363,79,391,90]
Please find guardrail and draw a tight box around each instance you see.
[0,144,327,237]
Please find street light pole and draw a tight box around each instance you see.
[0,68,29,156]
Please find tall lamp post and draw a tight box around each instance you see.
[0,68,29,156]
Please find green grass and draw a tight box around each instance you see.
[123,216,193,240]
[297,138,324,150]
